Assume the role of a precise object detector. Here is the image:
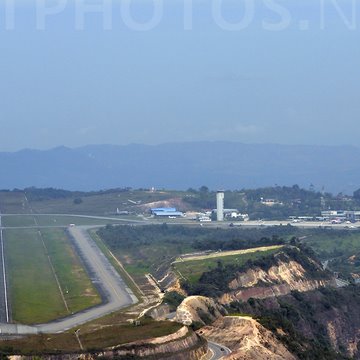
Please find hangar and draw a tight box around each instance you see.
[150,207,184,218]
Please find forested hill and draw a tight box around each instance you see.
[0,142,360,193]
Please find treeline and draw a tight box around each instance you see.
[98,223,353,255]
[19,187,132,201]
[97,224,286,252]
[193,234,284,251]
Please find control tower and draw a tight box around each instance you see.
[216,191,224,222]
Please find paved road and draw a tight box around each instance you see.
[207,341,232,359]
[0,226,138,335]
[241,220,360,229]
[2,213,360,231]
[194,220,360,230]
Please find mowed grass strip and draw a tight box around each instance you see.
[173,247,282,284]
[41,228,101,312]
[2,214,125,228]
[174,245,283,263]
[1,215,36,227]
[5,229,68,324]
[0,191,30,214]
[33,215,123,227]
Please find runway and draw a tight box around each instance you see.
[0,214,357,334]
[0,225,138,335]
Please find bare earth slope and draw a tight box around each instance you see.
[174,296,296,360]
[201,316,296,360]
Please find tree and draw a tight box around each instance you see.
[354,188,360,201]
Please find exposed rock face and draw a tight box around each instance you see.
[175,296,225,326]
[229,260,319,289]
[105,326,206,359]
[169,278,188,297]
[146,303,171,320]
[219,251,336,304]
[200,316,296,360]
[159,274,185,294]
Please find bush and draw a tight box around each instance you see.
[162,291,185,310]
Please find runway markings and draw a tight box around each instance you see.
[0,214,10,323]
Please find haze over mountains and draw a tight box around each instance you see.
[1,142,359,194]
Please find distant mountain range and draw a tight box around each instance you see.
[0,142,359,194]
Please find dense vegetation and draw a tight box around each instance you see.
[22,187,132,201]
[228,286,360,359]
[162,291,186,311]
[98,222,360,255]
[98,224,285,252]
[97,224,287,280]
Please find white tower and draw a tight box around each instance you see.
[216,191,224,222]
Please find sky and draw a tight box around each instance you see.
[0,0,360,151]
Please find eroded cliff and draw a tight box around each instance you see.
[179,246,336,304]
[200,315,297,360]
[219,250,336,304]
[171,245,358,359]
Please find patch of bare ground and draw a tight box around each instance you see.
[199,316,296,360]
[136,197,191,212]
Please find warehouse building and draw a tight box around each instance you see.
[150,207,184,218]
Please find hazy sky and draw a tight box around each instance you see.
[0,0,359,151]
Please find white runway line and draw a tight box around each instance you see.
[0,214,9,323]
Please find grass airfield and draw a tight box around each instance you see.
[1,214,126,228]
[0,191,181,354]
[1,211,131,325]
[5,227,101,324]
